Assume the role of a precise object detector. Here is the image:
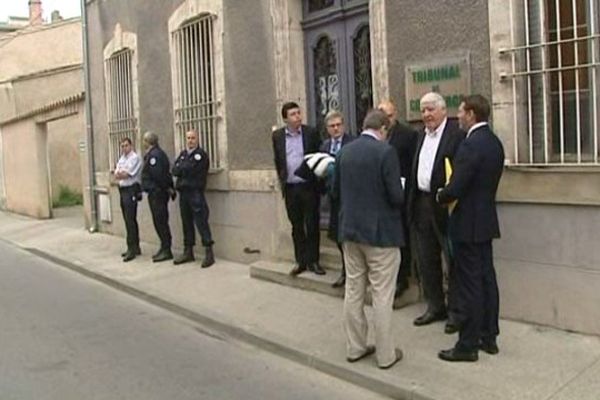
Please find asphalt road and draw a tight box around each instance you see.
[0,240,386,400]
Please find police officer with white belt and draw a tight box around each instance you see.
[114,137,142,262]
[141,131,175,263]
[172,129,215,268]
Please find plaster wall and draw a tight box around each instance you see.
[1,119,51,218]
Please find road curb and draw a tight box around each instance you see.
[21,245,432,400]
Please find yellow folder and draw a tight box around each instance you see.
[444,157,458,214]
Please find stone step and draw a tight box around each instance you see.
[249,260,420,309]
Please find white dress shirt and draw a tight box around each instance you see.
[115,151,142,187]
[417,117,447,192]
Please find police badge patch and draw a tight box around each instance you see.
[194,154,202,161]
[150,157,156,166]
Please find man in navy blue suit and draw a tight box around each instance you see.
[320,110,354,288]
[436,95,505,362]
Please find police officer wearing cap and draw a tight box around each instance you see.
[172,129,215,268]
[141,131,175,262]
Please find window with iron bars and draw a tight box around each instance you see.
[172,15,220,170]
[502,0,600,165]
[105,48,137,168]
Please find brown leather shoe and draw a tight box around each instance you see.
[347,345,375,363]
[378,348,403,369]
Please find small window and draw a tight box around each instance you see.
[172,15,220,170]
[105,48,137,168]
[503,0,600,165]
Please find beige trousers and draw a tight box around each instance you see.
[342,241,400,366]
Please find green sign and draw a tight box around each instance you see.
[405,56,471,121]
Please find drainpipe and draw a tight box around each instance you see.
[81,0,98,232]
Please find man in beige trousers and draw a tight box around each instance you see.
[333,110,405,369]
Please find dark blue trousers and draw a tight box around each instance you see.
[454,241,500,352]
[179,189,213,248]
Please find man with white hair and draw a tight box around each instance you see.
[408,92,465,332]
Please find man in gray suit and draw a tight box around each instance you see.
[333,110,404,369]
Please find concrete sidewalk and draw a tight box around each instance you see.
[0,208,599,400]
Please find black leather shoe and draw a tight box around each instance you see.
[289,264,307,276]
[122,252,136,262]
[414,309,447,326]
[201,246,215,268]
[445,321,460,334]
[438,347,478,362]
[310,263,326,275]
[332,273,345,288]
[122,248,141,257]
[479,340,499,355]
[152,249,173,263]
[173,253,194,265]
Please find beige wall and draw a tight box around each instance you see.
[0,19,82,83]
[2,119,51,218]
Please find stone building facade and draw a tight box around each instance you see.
[0,18,86,217]
[82,0,600,335]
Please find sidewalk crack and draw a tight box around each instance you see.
[545,355,600,400]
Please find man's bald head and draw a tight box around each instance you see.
[377,99,398,126]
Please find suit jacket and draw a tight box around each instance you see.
[334,134,405,247]
[408,119,465,232]
[320,133,354,241]
[387,120,418,180]
[319,133,354,154]
[272,124,322,195]
[438,124,505,243]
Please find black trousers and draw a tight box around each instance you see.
[179,189,213,248]
[414,193,457,313]
[397,204,412,285]
[119,185,140,251]
[284,183,320,267]
[148,190,172,250]
[454,241,500,352]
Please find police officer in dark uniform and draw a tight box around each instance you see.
[172,129,215,268]
[141,131,174,262]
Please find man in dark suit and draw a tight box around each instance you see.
[378,99,417,297]
[272,102,324,276]
[320,110,354,288]
[409,92,465,332]
[333,110,404,370]
[436,95,504,362]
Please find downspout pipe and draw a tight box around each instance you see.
[81,0,98,232]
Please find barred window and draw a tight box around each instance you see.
[105,48,137,168]
[502,0,600,165]
[172,15,219,170]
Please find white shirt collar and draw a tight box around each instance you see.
[361,129,381,141]
[425,117,448,137]
[467,122,488,137]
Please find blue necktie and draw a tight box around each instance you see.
[332,139,340,154]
